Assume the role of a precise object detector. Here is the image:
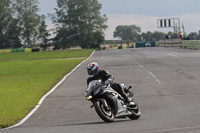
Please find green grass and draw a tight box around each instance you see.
[0,49,93,128]
[0,49,94,60]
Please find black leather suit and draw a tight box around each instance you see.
[87,69,128,102]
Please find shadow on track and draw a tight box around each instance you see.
[53,119,130,127]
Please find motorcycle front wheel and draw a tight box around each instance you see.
[94,100,114,123]
[128,101,141,120]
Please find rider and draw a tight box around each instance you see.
[86,62,134,106]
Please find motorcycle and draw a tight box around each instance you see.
[85,80,141,123]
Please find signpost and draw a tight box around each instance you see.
[157,18,180,35]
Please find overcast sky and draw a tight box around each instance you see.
[38,0,200,40]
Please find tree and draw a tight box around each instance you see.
[51,0,108,49]
[6,18,22,48]
[141,31,153,42]
[0,0,13,48]
[140,31,166,42]
[187,32,200,40]
[12,0,42,47]
[152,31,166,40]
[113,25,141,41]
[38,19,50,50]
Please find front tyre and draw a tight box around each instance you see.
[128,101,141,120]
[94,100,114,123]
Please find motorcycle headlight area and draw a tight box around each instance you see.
[86,95,93,100]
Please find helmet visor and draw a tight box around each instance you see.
[88,69,96,76]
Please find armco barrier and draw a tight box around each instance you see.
[31,48,40,52]
[135,42,155,48]
[11,49,25,53]
[158,38,182,47]
[181,40,200,50]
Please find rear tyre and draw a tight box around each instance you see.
[94,100,114,123]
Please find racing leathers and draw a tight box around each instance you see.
[87,69,131,104]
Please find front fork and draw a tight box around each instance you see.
[91,99,111,111]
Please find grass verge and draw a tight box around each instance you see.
[0,49,93,128]
[0,59,84,128]
[0,49,94,60]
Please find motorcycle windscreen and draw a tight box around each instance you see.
[92,84,103,96]
[85,80,98,97]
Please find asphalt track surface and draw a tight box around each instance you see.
[2,47,200,133]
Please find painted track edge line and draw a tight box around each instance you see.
[2,50,95,131]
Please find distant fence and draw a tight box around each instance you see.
[11,49,25,53]
[158,38,182,47]
[158,39,200,50]
[182,40,200,50]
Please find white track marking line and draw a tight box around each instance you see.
[2,51,95,131]
[168,53,178,57]
[138,63,145,69]
[147,71,162,84]
[137,63,162,84]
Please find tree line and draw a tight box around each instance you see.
[0,0,50,49]
[113,25,200,42]
[0,0,107,49]
[1,0,199,49]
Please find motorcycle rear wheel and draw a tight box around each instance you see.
[94,101,114,123]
